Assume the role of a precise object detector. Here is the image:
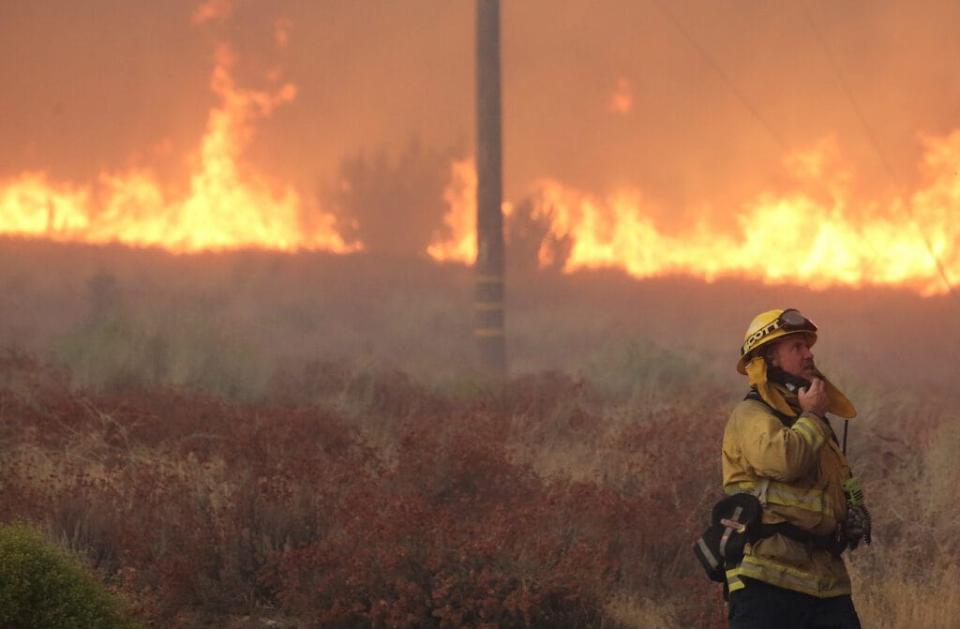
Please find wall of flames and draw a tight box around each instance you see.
[0,43,354,255]
[0,3,957,296]
[428,138,959,296]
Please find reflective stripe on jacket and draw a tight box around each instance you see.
[722,391,852,598]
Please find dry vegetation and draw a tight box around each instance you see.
[0,350,726,626]
[1,239,958,627]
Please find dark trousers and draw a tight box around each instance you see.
[728,579,861,629]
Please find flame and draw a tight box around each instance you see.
[608,78,633,115]
[1,3,956,296]
[427,158,513,264]
[191,0,236,25]
[0,44,355,254]
[427,137,960,295]
[427,159,479,263]
[274,18,293,49]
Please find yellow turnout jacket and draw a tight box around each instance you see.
[721,384,852,598]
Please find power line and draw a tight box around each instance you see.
[651,0,957,301]
[799,0,959,302]
[648,0,789,152]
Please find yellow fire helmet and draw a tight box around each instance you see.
[737,309,817,375]
[737,308,856,419]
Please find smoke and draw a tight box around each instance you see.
[2,0,960,249]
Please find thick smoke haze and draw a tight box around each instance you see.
[3,0,960,235]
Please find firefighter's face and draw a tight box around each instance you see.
[770,334,817,380]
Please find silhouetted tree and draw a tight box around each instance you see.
[326,140,456,256]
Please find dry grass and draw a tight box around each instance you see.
[851,564,960,628]
[837,395,960,629]
[603,591,684,628]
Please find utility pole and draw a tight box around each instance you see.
[474,0,506,375]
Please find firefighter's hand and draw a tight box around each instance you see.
[843,505,872,550]
[798,378,829,417]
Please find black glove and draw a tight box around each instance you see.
[843,504,872,550]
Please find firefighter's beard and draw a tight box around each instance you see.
[802,360,821,381]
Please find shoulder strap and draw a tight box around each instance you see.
[744,388,840,446]
[743,388,796,427]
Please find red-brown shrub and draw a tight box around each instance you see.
[1,349,733,626]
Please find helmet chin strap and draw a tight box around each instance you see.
[765,365,812,392]
[748,358,857,420]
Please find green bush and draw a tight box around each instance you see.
[55,314,270,399]
[0,522,135,629]
[579,338,708,400]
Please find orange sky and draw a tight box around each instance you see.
[4,1,960,210]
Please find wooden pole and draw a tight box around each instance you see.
[474,0,506,375]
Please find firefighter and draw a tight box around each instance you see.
[723,309,870,628]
